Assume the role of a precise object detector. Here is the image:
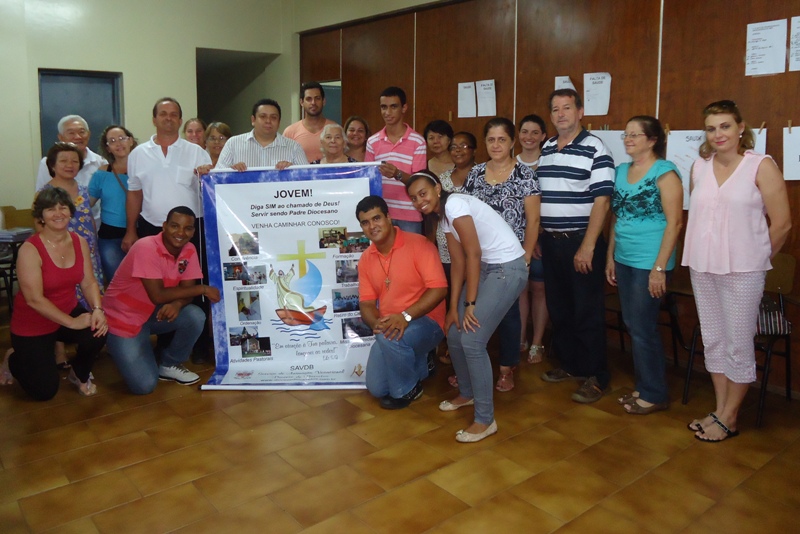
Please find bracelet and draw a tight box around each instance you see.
[464,301,476,307]
[92,306,104,313]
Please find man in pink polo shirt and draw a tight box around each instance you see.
[365,86,427,234]
[104,206,221,394]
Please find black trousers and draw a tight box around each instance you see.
[10,306,106,401]
[540,232,610,389]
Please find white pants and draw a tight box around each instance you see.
[690,269,765,383]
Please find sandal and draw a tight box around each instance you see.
[528,345,544,364]
[447,374,458,388]
[687,412,716,432]
[624,399,669,415]
[520,341,529,353]
[68,368,97,397]
[495,367,516,392]
[1,349,13,386]
[617,391,639,405]
[695,414,739,442]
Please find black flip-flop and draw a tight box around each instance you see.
[687,412,715,432]
[694,415,739,442]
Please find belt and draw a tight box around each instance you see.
[545,230,586,240]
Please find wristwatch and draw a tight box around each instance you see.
[401,310,412,322]
[464,300,477,307]
[394,169,403,181]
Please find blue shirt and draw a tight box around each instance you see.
[88,169,128,228]
[611,159,680,270]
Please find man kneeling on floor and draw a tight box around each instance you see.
[356,195,447,409]
[104,206,220,394]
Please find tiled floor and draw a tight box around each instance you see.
[2,313,799,533]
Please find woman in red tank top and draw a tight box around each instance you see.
[1,185,107,400]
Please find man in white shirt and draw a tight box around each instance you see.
[282,82,336,162]
[123,97,213,364]
[215,98,308,170]
[35,115,107,225]
[35,115,107,191]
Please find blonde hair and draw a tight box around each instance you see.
[698,100,755,159]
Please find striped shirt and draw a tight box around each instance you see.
[215,131,308,169]
[536,129,614,231]
[365,124,427,222]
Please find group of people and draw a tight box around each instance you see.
[356,88,791,444]
[0,82,790,447]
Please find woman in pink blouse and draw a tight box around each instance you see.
[682,100,791,442]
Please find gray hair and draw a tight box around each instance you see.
[319,123,348,152]
[57,115,89,134]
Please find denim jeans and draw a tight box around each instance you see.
[541,232,610,389]
[366,315,444,398]
[615,262,670,403]
[496,297,522,367]
[98,237,126,283]
[448,256,528,424]
[107,304,204,395]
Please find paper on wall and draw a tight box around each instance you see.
[583,72,611,116]
[746,19,787,76]
[476,79,497,117]
[457,82,477,118]
[589,130,630,167]
[783,127,800,181]
[790,17,800,71]
[555,76,576,91]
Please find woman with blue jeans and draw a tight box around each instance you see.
[407,171,528,443]
[605,116,683,415]
[89,125,137,282]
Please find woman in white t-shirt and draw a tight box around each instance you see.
[407,171,528,443]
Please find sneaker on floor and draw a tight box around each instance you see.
[158,364,200,385]
[380,381,423,410]
[541,368,586,383]
[571,376,605,403]
[426,349,437,378]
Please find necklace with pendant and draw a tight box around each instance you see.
[379,251,393,289]
[45,237,66,260]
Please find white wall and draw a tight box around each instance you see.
[0,0,443,208]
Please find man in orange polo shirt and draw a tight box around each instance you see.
[356,196,447,409]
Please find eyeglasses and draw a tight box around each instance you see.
[620,133,648,140]
[207,136,227,142]
[448,143,475,151]
[106,136,131,145]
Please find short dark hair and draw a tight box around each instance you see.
[483,117,516,140]
[252,98,282,120]
[344,115,371,139]
[301,81,324,100]
[355,195,389,220]
[548,88,583,110]
[152,97,183,119]
[45,142,84,177]
[205,121,233,140]
[423,120,454,141]
[452,131,478,149]
[627,115,667,159]
[32,186,76,220]
[99,124,138,163]
[519,114,547,135]
[380,86,407,106]
[166,206,197,223]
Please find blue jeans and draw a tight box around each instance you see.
[448,257,528,424]
[98,237,126,282]
[615,262,670,404]
[366,316,444,398]
[393,219,423,235]
[107,304,205,395]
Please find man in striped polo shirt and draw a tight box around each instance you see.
[365,86,427,234]
[537,88,615,404]
[215,98,308,170]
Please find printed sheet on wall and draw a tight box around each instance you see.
[201,163,383,390]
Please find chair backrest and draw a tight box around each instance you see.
[765,252,796,295]
[0,206,34,229]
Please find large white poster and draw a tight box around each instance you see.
[201,164,383,390]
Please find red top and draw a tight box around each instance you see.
[11,232,83,336]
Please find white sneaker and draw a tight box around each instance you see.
[158,364,200,385]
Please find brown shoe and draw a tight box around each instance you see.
[571,377,605,403]
[541,368,587,383]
